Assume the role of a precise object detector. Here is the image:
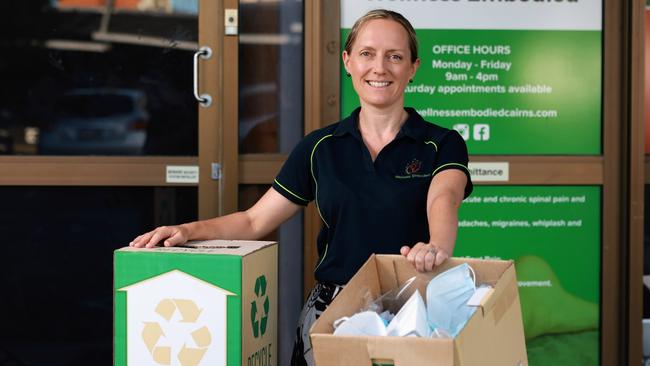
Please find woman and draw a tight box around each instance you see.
[130,9,472,366]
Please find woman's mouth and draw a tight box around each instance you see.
[366,80,392,88]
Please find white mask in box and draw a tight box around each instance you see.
[386,290,430,337]
[333,311,388,337]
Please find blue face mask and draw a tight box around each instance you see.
[426,263,477,338]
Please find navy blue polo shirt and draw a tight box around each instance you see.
[272,107,473,285]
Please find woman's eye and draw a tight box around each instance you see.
[360,51,371,57]
[389,54,403,61]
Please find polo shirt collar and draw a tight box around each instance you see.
[333,107,427,141]
[399,107,427,141]
[332,107,360,137]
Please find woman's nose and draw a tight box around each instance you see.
[372,57,387,74]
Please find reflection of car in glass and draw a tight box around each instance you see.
[39,88,149,155]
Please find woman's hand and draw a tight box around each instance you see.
[130,224,190,248]
[400,242,449,272]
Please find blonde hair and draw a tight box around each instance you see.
[343,9,419,63]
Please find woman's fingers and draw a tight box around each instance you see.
[130,232,153,248]
[414,245,436,272]
[405,242,425,271]
[145,227,170,248]
[164,228,187,247]
[424,248,437,272]
[402,242,446,272]
[399,245,411,256]
[129,225,187,248]
[129,227,168,248]
[405,242,424,263]
[434,248,449,266]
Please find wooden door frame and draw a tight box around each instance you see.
[624,0,645,364]
[198,0,241,219]
[303,0,341,299]
[604,0,645,364]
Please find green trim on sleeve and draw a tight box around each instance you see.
[310,134,334,229]
[424,140,438,151]
[432,162,470,176]
[274,179,309,203]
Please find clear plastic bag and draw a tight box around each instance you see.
[340,276,428,333]
[359,275,430,315]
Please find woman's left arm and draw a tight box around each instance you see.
[400,169,467,272]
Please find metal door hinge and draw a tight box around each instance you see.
[211,163,222,180]
[225,9,238,35]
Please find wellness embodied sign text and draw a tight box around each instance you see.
[341,0,602,154]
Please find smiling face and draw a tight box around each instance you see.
[343,18,420,111]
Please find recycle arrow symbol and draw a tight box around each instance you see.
[142,322,164,353]
[174,299,203,323]
[255,276,267,296]
[178,343,207,366]
[191,326,212,348]
[251,300,259,338]
[261,296,269,334]
[155,298,177,321]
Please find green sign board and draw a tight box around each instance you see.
[340,1,602,155]
[456,186,601,365]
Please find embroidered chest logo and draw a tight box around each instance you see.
[405,159,422,175]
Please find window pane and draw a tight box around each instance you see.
[0,186,196,365]
[0,1,198,156]
[239,1,304,153]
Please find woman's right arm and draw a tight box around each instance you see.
[129,188,302,248]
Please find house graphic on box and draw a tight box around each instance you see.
[119,270,235,366]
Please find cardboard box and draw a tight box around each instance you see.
[310,255,528,366]
[114,240,277,366]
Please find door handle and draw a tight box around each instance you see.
[193,46,213,107]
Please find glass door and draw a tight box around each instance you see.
[0,1,218,364]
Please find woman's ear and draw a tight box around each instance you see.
[342,50,351,75]
[410,57,421,80]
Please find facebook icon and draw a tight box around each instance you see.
[473,124,490,141]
